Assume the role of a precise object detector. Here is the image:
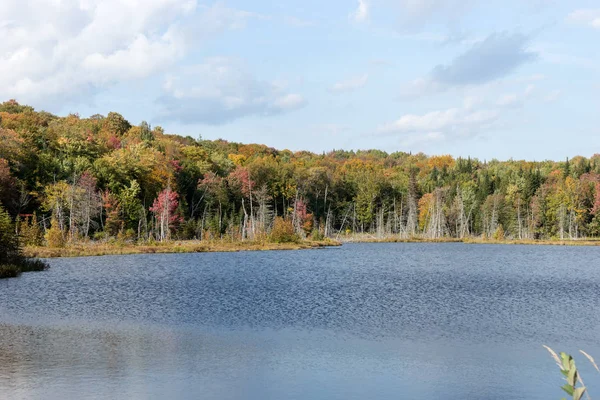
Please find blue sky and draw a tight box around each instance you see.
[1,0,599,160]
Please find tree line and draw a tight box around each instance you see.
[1,99,600,246]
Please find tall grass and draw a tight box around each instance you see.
[23,238,340,258]
[544,346,600,400]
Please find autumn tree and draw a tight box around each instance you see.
[150,187,183,241]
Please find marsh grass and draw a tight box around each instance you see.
[338,233,600,246]
[23,238,340,258]
[465,238,600,246]
[341,235,462,244]
[544,346,600,400]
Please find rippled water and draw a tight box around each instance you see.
[1,243,600,399]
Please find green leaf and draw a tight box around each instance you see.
[562,384,575,396]
[561,353,572,371]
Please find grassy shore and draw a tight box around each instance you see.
[339,234,600,246]
[462,237,600,246]
[21,235,600,259]
[340,236,463,244]
[23,239,341,258]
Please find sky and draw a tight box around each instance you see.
[1,0,599,160]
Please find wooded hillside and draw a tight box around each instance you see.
[1,99,598,244]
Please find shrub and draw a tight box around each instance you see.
[45,215,65,248]
[19,258,48,272]
[269,217,299,243]
[93,231,108,241]
[19,214,44,246]
[117,228,136,243]
[311,229,325,241]
[0,205,49,279]
[493,224,505,241]
[0,264,20,279]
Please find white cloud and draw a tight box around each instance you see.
[351,0,370,23]
[0,1,259,110]
[567,9,600,29]
[330,74,369,93]
[158,57,306,124]
[378,106,499,142]
[380,108,498,133]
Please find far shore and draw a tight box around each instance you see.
[23,239,341,258]
[23,235,600,259]
[338,235,600,247]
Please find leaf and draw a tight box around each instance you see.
[561,352,572,371]
[573,387,586,400]
[567,365,578,387]
[562,384,575,396]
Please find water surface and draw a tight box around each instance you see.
[1,243,600,399]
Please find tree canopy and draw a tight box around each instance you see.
[1,99,599,243]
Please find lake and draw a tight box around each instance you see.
[1,243,600,399]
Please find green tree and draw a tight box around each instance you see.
[0,205,19,263]
[105,112,131,136]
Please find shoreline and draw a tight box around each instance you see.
[23,236,600,259]
[24,239,341,258]
[338,236,600,246]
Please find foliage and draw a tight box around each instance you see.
[269,217,299,243]
[3,99,600,246]
[45,214,65,248]
[0,264,21,279]
[0,204,48,278]
[19,213,43,246]
[150,187,183,241]
[544,346,596,400]
[0,205,18,263]
[493,224,505,241]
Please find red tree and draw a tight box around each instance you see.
[150,188,182,241]
[228,167,255,198]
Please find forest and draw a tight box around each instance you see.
[1,98,600,247]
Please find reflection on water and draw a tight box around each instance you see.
[1,243,600,399]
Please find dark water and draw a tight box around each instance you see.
[1,243,600,399]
